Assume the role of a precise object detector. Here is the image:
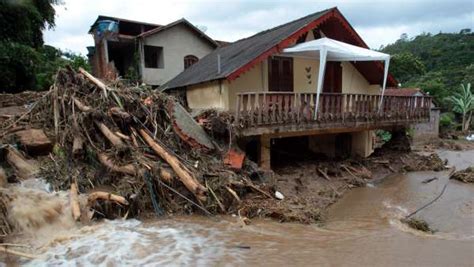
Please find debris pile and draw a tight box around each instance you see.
[450,167,474,183]
[401,217,435,233]
[402,153,446,172]
[0,67,274,236]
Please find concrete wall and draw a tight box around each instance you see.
[412,108,440,144]
[342,62,380,94]
[351,130,375,157]
[140,24,215,86]
[293,57,320,93]
[186,80,229,110]
[227,61,267,111]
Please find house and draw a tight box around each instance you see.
[385,88,440,143]
[87,15,219,86]
[162,7,432,169]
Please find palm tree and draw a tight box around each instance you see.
[447,83,473,132]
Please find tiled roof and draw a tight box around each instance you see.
[162,8,333,90]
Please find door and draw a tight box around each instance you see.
[323,62,342,93]
[268,56,293,92]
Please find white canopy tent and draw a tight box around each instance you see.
[282,37,391,117]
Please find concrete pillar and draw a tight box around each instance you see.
[351,130,375,157]
[259,135,271,170]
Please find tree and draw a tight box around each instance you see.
[0,0,89,93]
[389,52,426,84]
[381,30,474,110]
[447,83,473,132]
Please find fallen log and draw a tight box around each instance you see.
[114,131,130,140]
[95,121,126,149]
[97,153,136,176]
[109,107,131,120]
[70,181,81,221]
[72,135,84,156]
[72,97,92,112]
[225,186,241,203]
[79,67,110,97]
[87,191,129,206]
[0,246,38,259]
[139,129,207,201]
[6,146,39,179]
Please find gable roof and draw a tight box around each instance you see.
[163,7,397,90]
[138,18,219,48]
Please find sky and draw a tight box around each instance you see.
[44,0,474,55]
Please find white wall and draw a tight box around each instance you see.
[140,24,215,86]
[187,80,229,110]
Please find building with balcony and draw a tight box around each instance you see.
[162,7,431,169]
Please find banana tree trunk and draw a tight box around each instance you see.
[464,111,472,132]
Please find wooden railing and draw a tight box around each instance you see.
[235,92,431,128]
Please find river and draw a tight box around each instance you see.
[6,150,474,266]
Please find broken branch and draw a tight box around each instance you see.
[70,181,81,221]
[95,121,126,148]
[97,153,136,176]
[139,128,207,201]
[87,191,129,206]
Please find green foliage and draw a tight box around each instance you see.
[389,52,426,84]
[0,0,59,48]
[0,41,40,91]
[0,0,90,93]
[376,130,392,142]
[446,83,473,131]
[381,31,474,109]
[439,112,455,129]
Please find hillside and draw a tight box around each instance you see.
[381,30,474,107]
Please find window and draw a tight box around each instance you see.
[184,55,198,69]
[144,45,163,68]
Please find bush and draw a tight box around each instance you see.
[439,112,455,129]
[376,130,392,142]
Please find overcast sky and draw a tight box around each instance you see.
[44,0,474,55]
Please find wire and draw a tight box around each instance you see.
[405,182,448,219]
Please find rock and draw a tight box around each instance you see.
[275,191,284,200]
[15,129,52,156]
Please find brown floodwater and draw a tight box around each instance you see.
[6,150,474,266]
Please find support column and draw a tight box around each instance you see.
[259,135,271,170]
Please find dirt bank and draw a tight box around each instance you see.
[238,146,448,224]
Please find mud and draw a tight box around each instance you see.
[3,148,473,266]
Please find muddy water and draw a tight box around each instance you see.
[8,150,474,266]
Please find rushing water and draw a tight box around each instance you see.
[4,150,474,266]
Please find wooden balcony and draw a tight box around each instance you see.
[235,92,432,136]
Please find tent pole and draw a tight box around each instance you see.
[314,48,327,119]
[378,58,390,112]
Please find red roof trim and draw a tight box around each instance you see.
[227,9,335,81]
[227,8,397,86]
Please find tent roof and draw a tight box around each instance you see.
[282,37,390,61]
